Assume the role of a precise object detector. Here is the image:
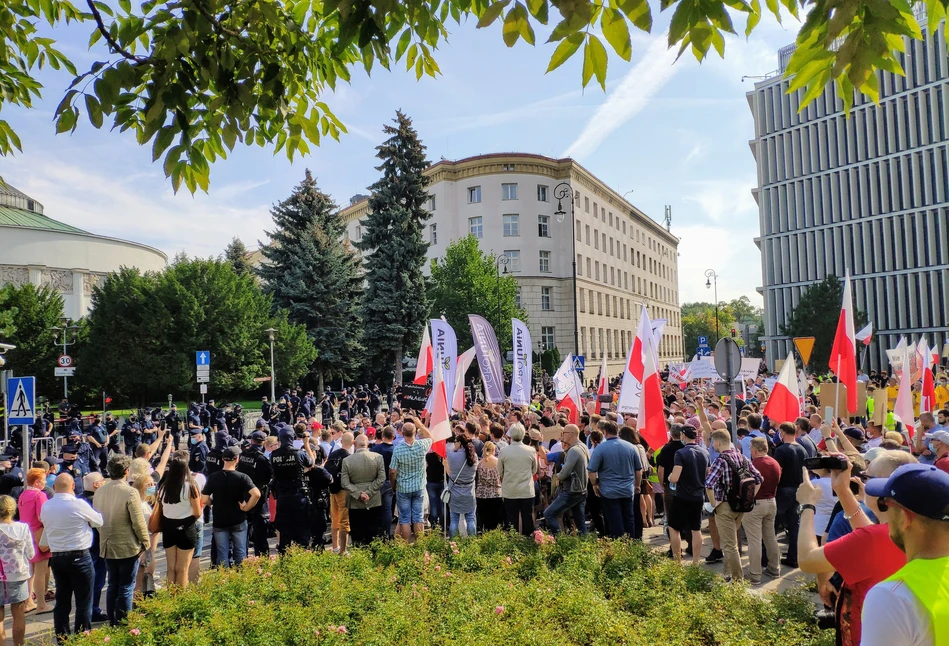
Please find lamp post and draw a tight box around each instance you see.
[553,181,580,359]
[704,269,720,344]
[493,253,509,335]
[49,318,80,402]
[265,327,277,402]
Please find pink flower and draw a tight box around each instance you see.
[434,565,441,571]
[452,549,460,555]
[328,625,337,631]
[269,555,277,561]
[337,626,348,634]
[129,628,141,636]
[256,567,263,574]
[495,605,505,615]
[104,638,111,643]
[533,530,545,545]
[505,556,513,565]
[314,629,320,637]
[248,600,256,605]
[444,571,452,577]
[264,572,272,578]
[778,618,786,625]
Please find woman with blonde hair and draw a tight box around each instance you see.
[0,495,34,645]
[16,468,50,613]
[476,442,503,532]
[130,475,159,596]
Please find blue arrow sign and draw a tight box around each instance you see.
[697,347,712,357]
[6,376,35,425]
[196,351,210,367]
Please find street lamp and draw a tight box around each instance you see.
[49,318,80,401]
[704,269,720,344]
[265,327,277,402]
[553,181,581,359]
[493,253,509,335]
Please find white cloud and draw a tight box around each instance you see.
[682,178,758,223]
[675,222,763,306]
[562,36,679,159]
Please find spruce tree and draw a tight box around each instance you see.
[224,237,252,277]
[356,111,431,384]
[258,170,363,392]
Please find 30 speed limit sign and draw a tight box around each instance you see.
[58,355,73,368]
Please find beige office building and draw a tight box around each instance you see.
[339,153,683,377]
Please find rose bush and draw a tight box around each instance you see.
[66,532,832,646]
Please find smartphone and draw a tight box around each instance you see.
[824,405,834,423]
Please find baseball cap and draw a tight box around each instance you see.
[44,456,60,467]
[863,447,886,463]
[924,430,949,445]
[250,430,267,442]
[681,426,698,439]
[843,427,866,443]
[222,446,240,461]
[189,427,203,436]
[365,427,376,439]
[865,463,949,521]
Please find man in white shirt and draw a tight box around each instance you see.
[40,473,104,642]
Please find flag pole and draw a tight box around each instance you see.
[835,355,843,424]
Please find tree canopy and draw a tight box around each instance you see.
[3,0,939,191]
[0,284,65,397]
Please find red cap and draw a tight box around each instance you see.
[366,427,376,438]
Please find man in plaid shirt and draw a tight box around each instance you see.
[389,417,433,542]
[704,429,762,581]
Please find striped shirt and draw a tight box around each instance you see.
[391,437,433,493]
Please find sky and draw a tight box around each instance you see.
[0,8,805,306]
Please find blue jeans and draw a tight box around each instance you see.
[426,482,444,530]
[105,555,139,626]
[544,490,587,535]
[213,521,248,568]
[397,489,424,525]
[600,496,636,539]
[379,485,393,537]
[50,550,94,641]
[91,532,106,616]
[449,510,476,537]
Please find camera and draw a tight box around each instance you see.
[0,343,16,352]
[804,455,849,471]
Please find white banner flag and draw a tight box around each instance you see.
[430,319,457,411]
[509,319,532,406]
[452,347,477,413]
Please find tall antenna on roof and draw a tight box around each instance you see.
[663,205,672,231]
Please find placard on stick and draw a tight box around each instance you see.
[819,382,867,417]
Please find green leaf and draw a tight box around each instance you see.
[85,94,103,128]
[582,34,608,90]
[395,29,412,60]
[56,107,77,134]
[526,0,548,23]
[477,0,510,27]
[119,0,131,13]
[152,126,175,161]
[601,8,632,61]
[546,32,583,72]
[502,3,534,46]
[617,0,652,31]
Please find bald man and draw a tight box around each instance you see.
[341,434,386,548]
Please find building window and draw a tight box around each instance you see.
[575,220,582,241]
[355,225,362,241]
[593,202,598,219]
[577,254,582,276]
[26,199,35,211]
[515,286,521,309]
[608,212,613,226]
[584,196,590,212]
[586,257,591,276]
[585,225,590,245]
[427,195,436,211]
[469,216,483,238]
[589,290,595,313]
[504,250,520,272]
[541,326,555,350]
[537,185,548,202]
[538,215,550,237]
[595,261,600,281]
[581,327,587,355]
[541,286,552,310]
[430,224,437,244]
[503,214,520,237]
[502,183,518,200]
[597,293,603,315]
[539,250,551,273]
[502,163,515,171]
[468,186,481,203]
[594,229,599,250]
[579,288,586,312]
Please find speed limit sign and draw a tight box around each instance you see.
[58,355,73,368]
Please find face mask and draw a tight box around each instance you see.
[146,485,156,496]
[190,438,198,445]
[46,474,56,489]
[927,441,935,453]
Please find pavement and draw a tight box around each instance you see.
[13,518,814,644]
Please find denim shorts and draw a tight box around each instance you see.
[1,579,29,605]
[396,489,424,525]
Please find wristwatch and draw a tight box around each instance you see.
[799,503,816,515]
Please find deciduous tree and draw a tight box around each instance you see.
[0,284,66,397]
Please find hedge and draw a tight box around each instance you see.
[67,531,833,646]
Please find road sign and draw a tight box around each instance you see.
[200,384,208,394]
[572,355,585,372]
[6,376,35,424]
[197,374,210,383]
[196,366,210,374]
[793,337,816,365]
[196,351,210,367]
[697,346,712,357]
[55,367,76,377]
[57,355,73,368]
[698,336,708,346]
[714,338,742,381]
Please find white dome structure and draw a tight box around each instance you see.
[0,181,167,319]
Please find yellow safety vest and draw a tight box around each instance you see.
[885,556,949,645]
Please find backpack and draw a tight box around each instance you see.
[325,450,346,494]
[724,453,757,513]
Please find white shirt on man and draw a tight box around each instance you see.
[860,579,932,646]
[39,493,103,552]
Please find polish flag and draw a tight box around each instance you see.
[553,355,583,425]
[893,340,916,438]
[428,349,452,457]
[637,331,667,451]
[829,271,858,413]
[451,347,477,413]
[596,354,609,414]
[919,340,937,414]
[855,323,873,347]
[413,325,433,385]
[763,353,801,424]
[617,305,652,414]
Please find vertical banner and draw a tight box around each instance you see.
[617,305,652,414]
[553,354,583,424]
[510,319,532,406]
[469,314,506,403]
[452,347,477,412]
[430,319,458,411]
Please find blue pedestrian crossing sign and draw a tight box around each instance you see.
[6,377,35,425]
[573,355,585,372]
[196,351,210,367]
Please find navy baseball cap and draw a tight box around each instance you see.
[250,430,267,442]
[189,427,203,436]
[866,463,949,521]
[277,427,295,444]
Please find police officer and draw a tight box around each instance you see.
[238,430,274,556]
[188,427,209,475]
[61,428,89,480]
[104,413,120,455]
[121,415,142,456]
[320,391,335,426]
[269,424,315,552]
[276,396,290,424]
[261,396,272,423]
[85,415,109,473]
[288,390,301,418]
[140,410,157,446]
[369,385,382,417]
[165,405,182,449]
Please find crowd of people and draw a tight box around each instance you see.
[0,367,947,645]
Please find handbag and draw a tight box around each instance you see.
[36,528,49,553]
[441,461,472,505]
[142,572,156,597]
[148,500,162,534]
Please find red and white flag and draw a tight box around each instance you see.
[452,347,477,413]
[829,271,858,413]
[893,339,916,438]
[429,344,453,458]
[413,325,433,385]
[596,354,609,414]
[553,354,583,425]
[637,330,667,451]
[617,305,651,414]
[855,322,873,347]
[919,338,937,414]
[763,352,801,424]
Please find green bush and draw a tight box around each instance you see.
[68,531,833,646]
